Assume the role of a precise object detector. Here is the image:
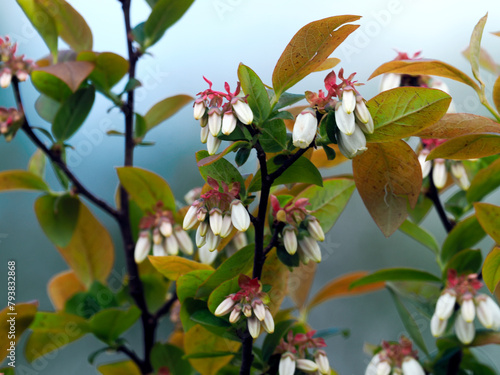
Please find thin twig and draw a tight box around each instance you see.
[264,222,285,255]
[426,165,454,233]
[153,292,178,321]
[117,345,144,370]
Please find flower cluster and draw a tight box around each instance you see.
[418,138,470,190]
[0,36,35,88]
[431,270,500,344]
[275,330,331,375]
[0,107,22,141]
[183,177,250,256]
[270,195,324,264]
[365,337,424,375]
[298,68,373,158]
[214,275,274,338]
[134,202,193,263]
[193,77,253,155]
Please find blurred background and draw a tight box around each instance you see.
[1,0,500,373]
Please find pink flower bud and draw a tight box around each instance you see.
[231,200,250,232]
[159,220,173,237]
[460,294,475,323]
[279,353,296,375]
[430,313,447,337]
[207,133,221,155]
[200,126,209,143]
[283,226,297,255]
[193,100,206,120]
[341,88,356,114]
[174,227,193,255]
[296,358,319,372]
[220,214,233,238]
[432,159,447,189]
[337,124,367,159]
[307,216,325,242]
[134,232,151,263]
[335,101,355,135]
[165,235,179,255]
[455,314,475,344]
[247,316,260,338]
[435,291,456,320]
[232,98,253,125]
[214,296,236,316]
[402,357,425,375]
[315,350,330,374]
[222,111,237,135]
[198,243,217,264]
[208,108,222,136]
[292,108,317,149]
[153,243,166,256]
[209,208,223,236]
[262,308,274,334]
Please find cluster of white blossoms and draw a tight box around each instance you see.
[193,78,253,155]
[276,330,331,375]
[295,69,374,159]
[134,203,193,263]
[183,177,250,263]
[270,195,324,264]
[365,337,425,375]
[214,275,274,339]
[431,270,500,344]
[0,36,34,88]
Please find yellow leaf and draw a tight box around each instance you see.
[261,249,289,314]
[427,133,500,160]
[98,360,141,375]
[149,256,213,280]
[47,270,86,310]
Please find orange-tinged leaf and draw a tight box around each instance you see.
[184,324,239,375]
[307,272,384,310]
[493,76,500,113]
[197,141,248,167]
[98,360,141,375]
[288,262,317,309]
[144,94,194,131]
[310,147,348,168]
[261,249,289,314]
[314,57,341,72]
[0,170,49,192]
[34,61,94,92]
[47,270,86,310]
[492,31,500,37]
[482,247,500,293]
[369,59,480,93]
[0,301,38,362]
[427,133,500,160]
[56,201,114,288]
[272,15,360,96]
[149,256,213,280]
[462,46,498,75]
[353,141,422,237]
[169,330,184,349]
[416,113,500,139]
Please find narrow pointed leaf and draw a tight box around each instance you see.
[145,94,194,131]
[238,63,271,125]
[350,268,441,289]
[441,215,485,263]
[149,256,213,281]
[427,134,500,160]
[468,13,488,85]
[416,113,500,139]
[0,170,49,192]
[399,220,440,254]
[17,0,58,55]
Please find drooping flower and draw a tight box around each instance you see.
[0,36,36,90]
[365,337,425,375]
[292,108,318,149]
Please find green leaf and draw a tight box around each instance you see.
[98,360,141,375]
[77,52,129,92]
[260,119,288,152]
[17,0,58,56]
[399,220,440,254]
[149,256,213,281]
[482,247,500,293]
[35,194,80,247]
[190,309,231,328]
[143,0,195,48]
[387,286,429,356]
[116,167,176,212]
[238,63,271,125]
[177,270,214,303]
[207,277,240,315]
[416,113,500,139]
[25,312,90,361]
[235,147,251,167]
[468,13,488,86]
[196,150,245,195]
[35,94,61,123]
[350,268,441,289]
[134,113,147,139]
[475,203,500,243]
[427,134,500,160]
[248,155,323,192]
[445,190,472,220]
[139,273,170,312]
[89,306,141,344]
[144,94,194,131]
[196,244,255,298]
[0,170,49,192]
[151,343,195,375]
[365,87,451,143]
[272,15,360,97]
[197,141,248,167]
[441,215,485,263]
[467,158,500,203]
[28,149,47,178]
[52,86,95,142]
[443,249,482,278]
[66,281,119,319]
[268,90,306,111]
[295,177,355,233]
[408,195,433,224]
[277,244,300,267]
[262,320,295,362]
[180,298,208,332]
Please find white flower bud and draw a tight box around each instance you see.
[460,295,476,323]
[365,353,381,375]
[402,357,425,375]
[242,304,252,318]
[355,99,375,134]
[198,243,218,264]
[232,231,247,251]
[153,243,166,256]
[206,228,221,252]
[193,100,206,120]
[184,187,201,205]
[183,205,199,230]
[455,313,475,344]
[165,235,179,255]
[252,300,266,321]
[476,295,500,329]
[450,163,465,179]
[315,351,330,375]
[247,316,260,338]
[152,228,162,245]
[380,73,401,92]
[222,111,237,135]
[430,313,447,337]
[200,115,208,128]
[307,217,325,242]
[296,358,319,372]
[283,226,298,255]
[458,173,470,190]
[16,70,28,82]
[337,124,367,159]
[342,89,356,114]
[299,236,322,263]
[220,214,233,238]
[159,220,173,237]
[432,159,447,189]
[335,101,355,135]
[229,305,241,323]
[262,308,274,333]
[0,70,12,88]
[134,232,151,263]
[418,150,431,178]
[292,108,317,149]
[207,133,221,155]
[200,126,209,144]
[430,80,456,113]
[174,227,194,255]
[232,99,253,125]
[231,200,250,232]
[208,108,222,136]
[214,296,235,316]
[376,361,391,375]
[435,291,456,320]
[197,207,207,222]
[279,353,296,375]
[196,226,207,247]
[198,220,208,237]
[209,208,223,236]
